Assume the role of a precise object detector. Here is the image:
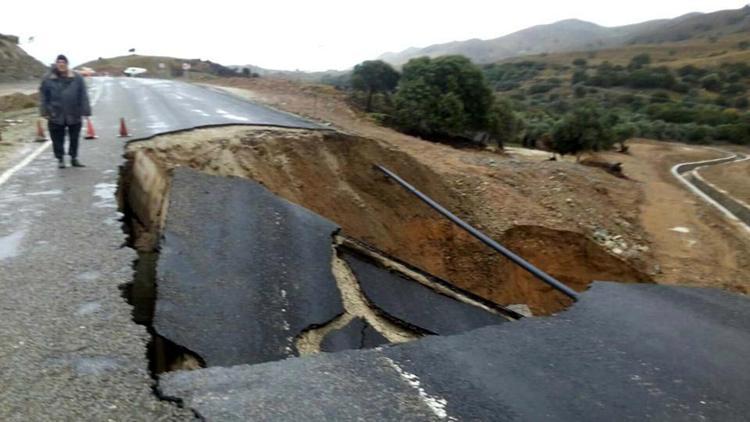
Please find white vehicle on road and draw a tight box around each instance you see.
[123,67,147,77]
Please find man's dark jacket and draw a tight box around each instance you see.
[39,69,91,125]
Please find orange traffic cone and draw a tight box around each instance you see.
[35,119,47,142]
[84,117,98,139]
[118,117,131,138]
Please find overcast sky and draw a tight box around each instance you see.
[2,0,747,71]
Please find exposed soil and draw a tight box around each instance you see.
[127,126,650,315]
[0,92,38,112]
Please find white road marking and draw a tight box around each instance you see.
[0,141,52,188]
[693,155,750,211]
[383,357,456,420]
[671,150,750,234]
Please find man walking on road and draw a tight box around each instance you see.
[39,54,91,168]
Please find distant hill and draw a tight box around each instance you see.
[78,55,240,79]
[228,64,350,84]
[0,34,46,82]
[378,6,750,66]
[630,5,750,43]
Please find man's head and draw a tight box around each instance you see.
[55,54,69,74]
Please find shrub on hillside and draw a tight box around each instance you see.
[628,53,651,70]
[571,69,588,85]
[722,82,747,96]
[701,74,723,92]
[528,82,557,95]
[627,67,676,90]
[678,65,708,78]
[483,61,546,91]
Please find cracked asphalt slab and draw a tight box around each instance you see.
[159,349,445,421]
[342,250,509,335]
[0,76,321,420]
[161,282,750,421]
[156,168,344,367]
[320,317,390,353]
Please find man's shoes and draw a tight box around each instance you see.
[71,158,85,168]
[58,159,65,169]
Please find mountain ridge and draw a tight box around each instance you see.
[378,6,750,66]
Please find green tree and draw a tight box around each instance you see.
[486,97,523,148]
[613,123,637,152]
[351,60,400,112]
[551,106,614,159]
[393,55,495,139]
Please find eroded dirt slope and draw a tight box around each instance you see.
[127,127,650,315]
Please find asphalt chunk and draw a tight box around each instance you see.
[342,250,508,335]
[320,317,391,353]
[159,350,443,421]
[154,168,344,367]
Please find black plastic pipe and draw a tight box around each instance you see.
[375,165,580,301]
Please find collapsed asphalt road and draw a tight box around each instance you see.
[148,168,515,370]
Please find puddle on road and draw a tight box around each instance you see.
[216,109,250,122]
[25,189,63,196]
[93,183,117,208]
[0,229,25,260]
